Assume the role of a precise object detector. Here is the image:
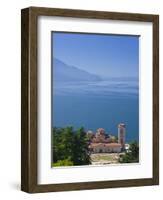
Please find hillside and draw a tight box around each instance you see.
[53,59,101,82]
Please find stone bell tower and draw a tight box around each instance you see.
[118,123,126,150]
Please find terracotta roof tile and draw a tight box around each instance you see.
[90,142,121,147]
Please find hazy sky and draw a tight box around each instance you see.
[52,32,139,78]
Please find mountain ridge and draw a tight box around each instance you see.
[53,58,101,82]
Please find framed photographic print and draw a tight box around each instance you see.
[21,7,159,193]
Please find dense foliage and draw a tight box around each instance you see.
[52,127,91,166]
[119,141,139,163]
[52,159,73,167]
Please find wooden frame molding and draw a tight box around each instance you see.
[21,7,159,193]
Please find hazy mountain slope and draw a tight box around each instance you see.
[53,59,101,82]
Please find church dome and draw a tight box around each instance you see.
[96,128,105,136]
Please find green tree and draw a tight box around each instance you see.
[73,127,91,165]
[52,126,91,166]
[119,141,139,163]
[53,127,74,162]
[52,159,73,167]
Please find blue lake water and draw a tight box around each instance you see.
[53,79,139,142]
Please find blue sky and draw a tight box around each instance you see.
[52,32,139,78]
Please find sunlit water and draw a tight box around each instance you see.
[53,79,139,142]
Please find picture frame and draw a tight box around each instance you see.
[21,7,159,193]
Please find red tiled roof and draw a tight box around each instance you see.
[90,143,121,147]
[105,143,121,147]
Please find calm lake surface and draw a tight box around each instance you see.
[53,79,139,142]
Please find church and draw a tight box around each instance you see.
[87,123,126,153]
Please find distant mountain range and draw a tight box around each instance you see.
[53,59,101,82]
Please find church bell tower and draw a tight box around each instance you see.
[118,123,126,150]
